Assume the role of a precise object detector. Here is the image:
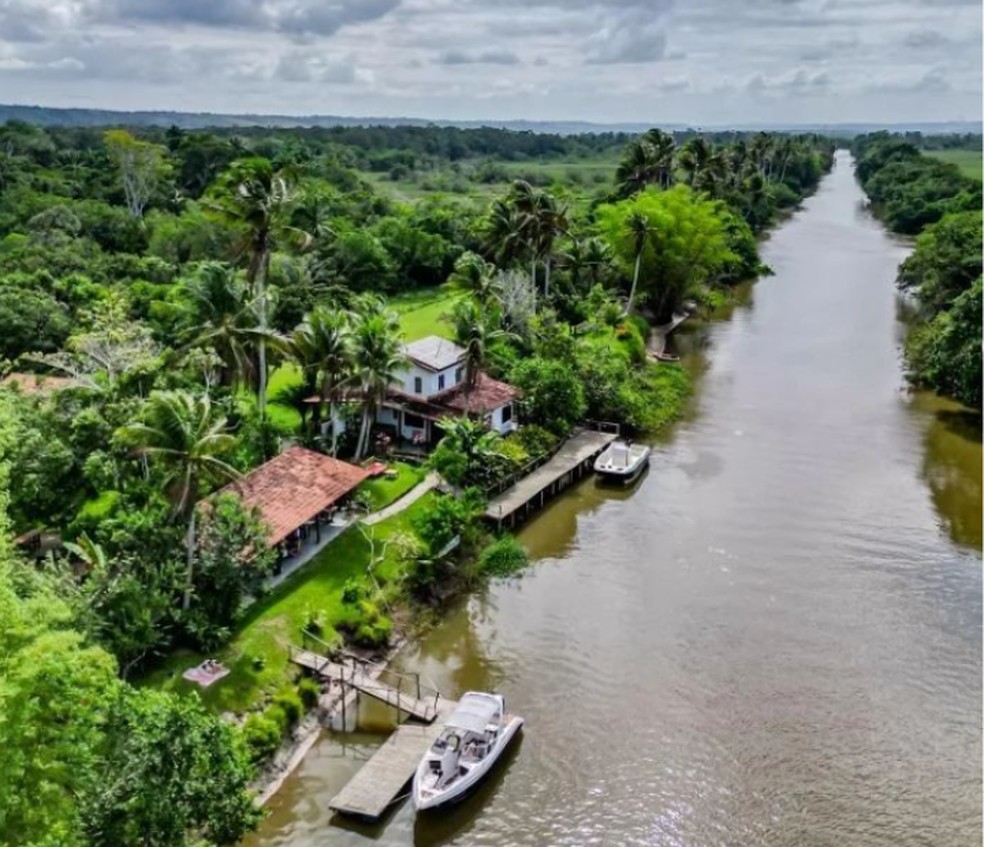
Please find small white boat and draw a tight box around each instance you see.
[594,440,651,483]
[412,692,523,811]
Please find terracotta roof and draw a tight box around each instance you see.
[215,445,369,546]
[436,373,520,415]
[1,373,77,395]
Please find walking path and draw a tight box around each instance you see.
[362,472,440,525]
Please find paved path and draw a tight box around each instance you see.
[362,472,439,526]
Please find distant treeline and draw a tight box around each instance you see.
[852,133,981,408]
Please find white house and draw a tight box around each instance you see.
[375,336,520,446]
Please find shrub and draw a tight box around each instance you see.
[264,704,289,734]
[241,714,282,764]
[510,356,586,436]
[298,678,322,709]
[515,424,559,459]
[273,689,304,726]
[478,535,529,577]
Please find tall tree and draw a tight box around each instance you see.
[351,308,406,460]
[292,306,355,454]
[450,298,516,401]
[117,391,239,610]
[176,262,263,389]
[624,211,651,315]
[210,158,308,420]
[104,129,167,218]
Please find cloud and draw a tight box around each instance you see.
[272,51,360,83]
[904,29,950,48]
[585,7,671,64]
[435,49,520,65]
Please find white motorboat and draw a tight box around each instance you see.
[594,440,651,483]
[412,692,523,811]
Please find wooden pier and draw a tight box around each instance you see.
[328,701,458,820]
[484,428,618,529]
[289,644,441,723]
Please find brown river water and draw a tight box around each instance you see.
[244,152,982,847]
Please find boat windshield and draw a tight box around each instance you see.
[446,693,500,733]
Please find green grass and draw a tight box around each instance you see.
[359,461,425,511]
[925,149,983,181]
[390,287,460,341]
[140,492,438,714]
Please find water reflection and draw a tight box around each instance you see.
[913,392,982,550]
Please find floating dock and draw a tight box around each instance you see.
[484,429,618,528]
[328,702,457,820]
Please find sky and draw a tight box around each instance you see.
[0,0,980,125]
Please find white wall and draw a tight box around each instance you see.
[398,363,463,398]
[490,403,517,435]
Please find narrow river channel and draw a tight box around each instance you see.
[245,152,982,847]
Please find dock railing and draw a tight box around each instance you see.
[296,629,442,723]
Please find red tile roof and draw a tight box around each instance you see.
[437,373,520,415]
[216,445,369,546]
[1,372,77,395]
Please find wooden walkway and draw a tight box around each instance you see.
[290,648,440,723]
[328,701,458,820]
[484,429,617,528]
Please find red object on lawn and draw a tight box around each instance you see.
[367,461,388,477]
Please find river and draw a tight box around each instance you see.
[245,152,982,847]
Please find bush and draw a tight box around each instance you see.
[478,535,529,577]
[273,689,304,726]
[264,705,289,734]
[516,424,559,458]
[241,714,282,764]
[298,678,322,710]
[510,356,586,436]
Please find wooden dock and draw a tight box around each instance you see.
[328,702,457,820]
[484,428,618,528]
[290,647,440,723]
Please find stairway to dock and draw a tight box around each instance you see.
[290,645,441,723]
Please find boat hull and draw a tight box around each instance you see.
[412,717,524,811]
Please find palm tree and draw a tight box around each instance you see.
[582,236,613,288]
[118,391,239,610]
[177,262,260,389]
[533,191,568,300]
[624,211,651,315]
[351,309,407,460]
[430,416,503,487]
[210,158,309,420]
[447,251,498,306]
[292,306,354,454]
[615,130,676,197]
[677,137,727,196]
[450,298,517,402]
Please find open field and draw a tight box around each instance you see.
[925,148,982,181]
[390,287,459,340]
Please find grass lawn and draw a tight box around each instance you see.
[925,149,983,181]
[140,492,437,715]
[390,287,460,341]
[359,461,426,511]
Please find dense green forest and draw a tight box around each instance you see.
[853,133,981,408]
[0,120,833,847]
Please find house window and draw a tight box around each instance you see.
[404,413,425,429]
[501,404,513,423]
[414,376,423,394]
[438,374,446,390]
[455,367,463,384]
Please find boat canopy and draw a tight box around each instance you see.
[446,693,500,733]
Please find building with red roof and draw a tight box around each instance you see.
[215,445,369,548]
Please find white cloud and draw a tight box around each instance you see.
[0,0,978,123]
